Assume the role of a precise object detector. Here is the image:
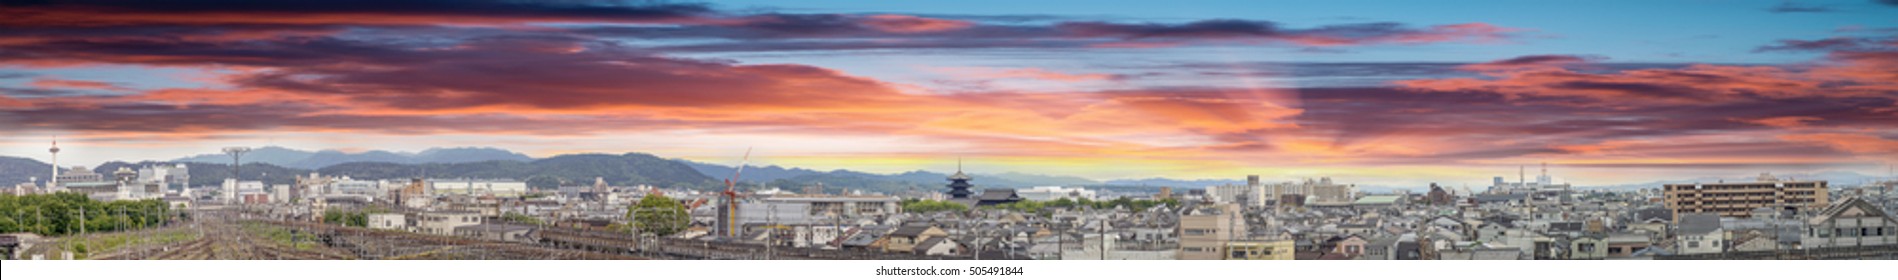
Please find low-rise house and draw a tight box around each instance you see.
[1224,239,1295,260]
[1567,235,1606,260]
[1440,248,1523,260]
[1674,213,1725,255]
[884,225,948,253]
[1330,234,1367,257]
[914,236,963,256]
[1802,197,1897,248]
[1604,233,1651,258]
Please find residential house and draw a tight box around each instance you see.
[914,237,963,256]
[1802,197,1897,248]
[884,225,949,253]
[1604,233,1651,258]
[1675,213,1725,255]
[1224,239,1295,260]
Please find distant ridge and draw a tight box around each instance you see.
[172,146,533,169]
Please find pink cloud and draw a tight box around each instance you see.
[856,14,973,33]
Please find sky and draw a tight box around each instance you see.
[2,0,1897,187]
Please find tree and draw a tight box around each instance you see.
[501,212,543,225]
[628,195,688,237]
[524,175,563,190]
[902,199,969,213]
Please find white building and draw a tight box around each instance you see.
[1017,186,1096,201]
[330,178,384,196]
[1674,213,1725,255]
[222,179,265,203]
[366,214,408,229]
[414,211,483,235]
[1208,184,1267,208]
[428,179,527,196]
[736,195,901,226]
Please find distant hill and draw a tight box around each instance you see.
[676,160,1122,194]
[0,156,54,185]
[678,161,834,183]
[989,172,1101,186]
[320,153,717,190]
[1582,171,1892,191]
[1103,178,1245,188]
[92,160,306,187]
[174,146,532,169]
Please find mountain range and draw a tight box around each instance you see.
[172,146,533,170]
[11,147,1891,194]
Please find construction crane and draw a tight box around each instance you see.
[716,148,753,238]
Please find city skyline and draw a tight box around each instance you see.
[4,0,1898,187]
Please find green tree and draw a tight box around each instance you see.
[524,175,563,190]
[902,199,969,213]
[501,212,543,225]
[628,195,688,237]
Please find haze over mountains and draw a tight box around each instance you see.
[4,146,1893,194]
[172,147,534,169]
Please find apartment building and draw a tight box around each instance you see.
[1662,173,1827,222]
[1178,203,1244,260]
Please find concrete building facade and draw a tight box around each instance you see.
[1663,174,1827,222]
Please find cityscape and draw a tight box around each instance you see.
[2,0,1898,266]
[1,144,1894,260]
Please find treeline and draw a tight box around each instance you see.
[322,206,391,227]
[0,193,175,236]
[901,199,969,213]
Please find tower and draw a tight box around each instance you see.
[223,147,251,203]
[945,158,975,199]
[1536,162,1552,186]
[49,137,60,188]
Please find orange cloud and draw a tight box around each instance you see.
[937,67,1117,82]
[1779,133,1898,155]
[856,15,973,33]
[29,78,130,91]
[1740,116,1822,128]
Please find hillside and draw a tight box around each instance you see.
[0,156,54,185]
[319,153,717,190]
[174,146,532,169]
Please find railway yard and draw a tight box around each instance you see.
[17,209,950,260]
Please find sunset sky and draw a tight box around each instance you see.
[2,0,1897,187]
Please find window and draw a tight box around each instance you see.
[1608,247,1622,254]
[1688,241,1699,248]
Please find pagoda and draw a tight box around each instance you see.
[945,159,975,199]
